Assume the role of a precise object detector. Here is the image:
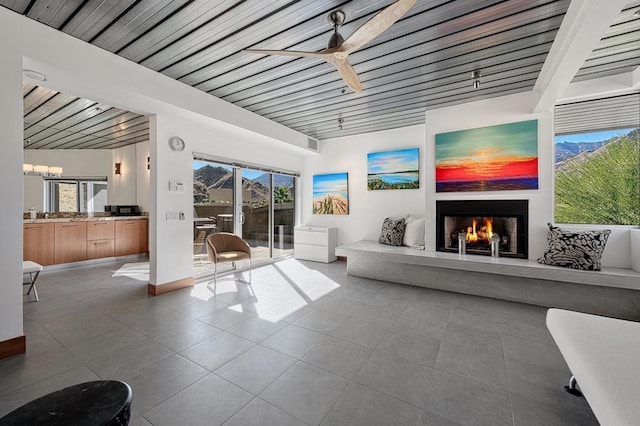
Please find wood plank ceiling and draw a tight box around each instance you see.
[572,1,640,83]
[4,0,622,144]
[23,83,149,150]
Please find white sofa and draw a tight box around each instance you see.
[546,308,640,426]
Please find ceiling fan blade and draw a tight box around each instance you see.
[333,59,362,93]
[340,0,416,54]
[243,48,328,58]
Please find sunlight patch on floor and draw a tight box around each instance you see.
[112,262,150,281]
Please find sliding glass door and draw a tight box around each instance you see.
[273,174,295,258]
[193,157,296,275]
[241,168,271,262]
[193,160,234,261]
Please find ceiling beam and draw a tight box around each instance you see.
[533,0,627,112]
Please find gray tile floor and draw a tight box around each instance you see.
[3,258,597,425]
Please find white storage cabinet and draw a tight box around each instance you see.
[294,226,337,263]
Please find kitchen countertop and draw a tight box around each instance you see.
[24,216,148,224]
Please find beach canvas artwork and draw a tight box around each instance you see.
[435,120,538,192]
[313,172,349,215]
[367,148,420,190]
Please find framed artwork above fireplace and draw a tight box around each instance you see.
[435,120,539,193]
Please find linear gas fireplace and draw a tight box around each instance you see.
[436,200,528,258]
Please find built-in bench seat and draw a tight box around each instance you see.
[336,240,640,320]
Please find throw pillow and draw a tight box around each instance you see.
[379,217,406,246]
[403,217,425,247]
[537,223,610,271]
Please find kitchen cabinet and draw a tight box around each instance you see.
[87,221,115,260]
[87,239,115,260]
[54,222,87,264]
[23,223,55,266]
[87,220,114,241]
[115,219,148,256]
[294,226,337,263]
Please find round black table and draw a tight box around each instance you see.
[0,380,132,426]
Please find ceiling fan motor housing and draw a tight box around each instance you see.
[327,10,346,48]
[327,10,346,27]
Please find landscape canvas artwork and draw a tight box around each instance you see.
[435,120,538,192]
[367,148,420,190]
[313,172,349,215]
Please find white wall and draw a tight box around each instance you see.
[0,21,25,344]
[427,92,631,268]
[110,144,137,206]
[23,146,150,212]
[23,149,112,211]
[302,92,632,268]
[150,113,304,286]
[426,92,554,260]
[136,141,151,214]
[302,125,426,247]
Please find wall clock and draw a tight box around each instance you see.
[169,136,185,151]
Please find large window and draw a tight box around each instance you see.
[45,178,108,213]
[555,94,640,225]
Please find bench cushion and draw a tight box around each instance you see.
[546,308,640,426]
[22,261,43,274]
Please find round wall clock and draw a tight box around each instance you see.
[168,136,185,151]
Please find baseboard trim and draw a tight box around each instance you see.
[148,277,195,296]
[0,335,26,360]
[336,256,347,262]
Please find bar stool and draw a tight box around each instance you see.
[22,261,43,302]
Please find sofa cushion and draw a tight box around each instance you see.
[379,217,406,246]
[537,223,610,271]
[403,216,425,247]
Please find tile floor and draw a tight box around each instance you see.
[3,258,597,425]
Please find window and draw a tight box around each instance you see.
[45,178,108,213]
[555,94,640,225]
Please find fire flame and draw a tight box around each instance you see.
[465,218,493,243]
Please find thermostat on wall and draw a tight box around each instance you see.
[168,179,184,192]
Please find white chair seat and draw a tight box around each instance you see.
[23,261,43,274]
[23,260,43,302]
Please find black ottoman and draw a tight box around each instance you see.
[0,380,132,425]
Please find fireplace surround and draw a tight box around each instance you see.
[436,199,528,258]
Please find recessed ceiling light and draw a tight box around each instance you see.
[22,69,47,82]
[634,9,640,18]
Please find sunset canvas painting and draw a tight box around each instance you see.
[435,120,538,192]
[313,172,349,215]
[367,148,419,190]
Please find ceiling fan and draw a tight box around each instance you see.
[243,0,416,93]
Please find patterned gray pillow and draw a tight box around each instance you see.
[537,223,610,271]
[379,217,406,246]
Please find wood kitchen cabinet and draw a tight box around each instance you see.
[54,222,87,264]
[87,221,115,260]
[23,223,55,266]
[87,220,115,241]
[115,219,148,256]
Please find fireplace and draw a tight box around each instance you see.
[436,200,528,258]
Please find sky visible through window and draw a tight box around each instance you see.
[554,128,634,145]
